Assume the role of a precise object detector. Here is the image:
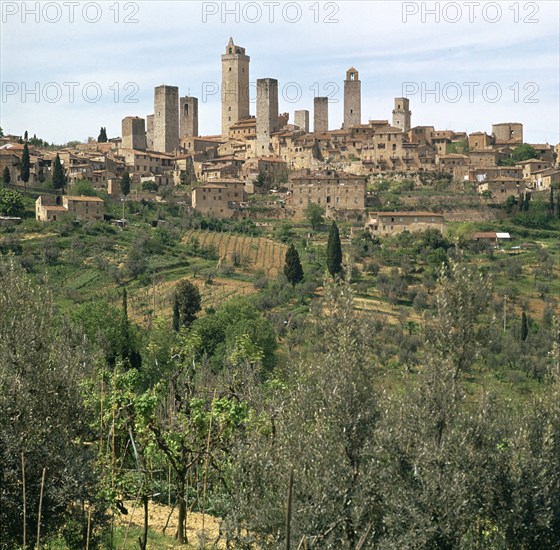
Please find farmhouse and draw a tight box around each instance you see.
[191,180,246,218]
[36,195,105,222]
[287,169,366,219]
[365,212,445,236]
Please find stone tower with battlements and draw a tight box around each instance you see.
[153,85,179,153]
[314,97,329,133]
[256,78,279,156]
[122,116,147,150]
[180,96,199,137]
[222,38,250,136]
[392,97,411,132]
[294,110,309,132]
[343,67,361,128]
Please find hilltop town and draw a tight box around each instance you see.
[2,34,560,550]
[1,37,559,231]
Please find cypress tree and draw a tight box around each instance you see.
[122,287,128,318]
[521,310,529,342]
[21,143,30,190]
[120,171,131,197]
[24,130,28,142]
[523,191,531,211]
[52,153,66,191]
[172,294,180,332]
[2,166,10,186]
[284,243,304,287]
[326,221,343,279]
[98,127,107,142]
[557,190,560,219]
[549,187,554,217]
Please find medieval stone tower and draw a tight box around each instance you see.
[294,110,309,133]
[256,78,279,156]
[314,97,329,133]
[122,116,147,150]
[491,122,523,144]
[343,67,361,128]
[146,114,154,150]
[392,97,411,133]
[153,85,179,153]
[221,38,250,136]
[180,96,199,138]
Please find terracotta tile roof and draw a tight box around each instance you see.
[65,195,104,202]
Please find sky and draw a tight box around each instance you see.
[1,0,559,144]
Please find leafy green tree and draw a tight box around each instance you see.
[228,282,383,549]
[21,142,30,189]
[97,127,108,142]
[0,260,101,548]
[512,143,539,162]
[284,243,304,287]
[326,221,343,279]
[0,188,24,216]
[173,279,202,329]
[52,153,66,191]
[304,201,325,230]
[120,171,131,197]
[71,179,96,196]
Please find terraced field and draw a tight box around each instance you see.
[182,230,288,278]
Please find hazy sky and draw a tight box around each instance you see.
[1,0,559,144]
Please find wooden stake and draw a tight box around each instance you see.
[85,506,92,550]
[285,467,294,550]
[21,452,26,549]
[202,391,216,534]
[36,468,46,550]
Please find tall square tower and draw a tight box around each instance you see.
[343,67,361,128]
[153,85,179,153]
[256,78,279,156]
[180,96,199,137]
[221,38,250,136]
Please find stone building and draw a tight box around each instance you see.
[314,97,329,134]
[477,176,523,197]
[222,38,250,136]
[294,110,310,133]
[121,116,147,151]
[517,158,551,180]
[392,97,411,133]
[468,131,493,150]
[146,114,154,150]
[256,78,279,157]
[179,96,199,138]
[287,169,366,219]
[366,212,445,236]
[191,180,246,218]
[492,122,523,145]
[343,68,361,128]
[36,195,104,222]
[153,85,179,153]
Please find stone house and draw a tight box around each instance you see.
[365,212,445,236]
[191,180,246,218]
[36,195,104,222]
[287,169,366,219]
